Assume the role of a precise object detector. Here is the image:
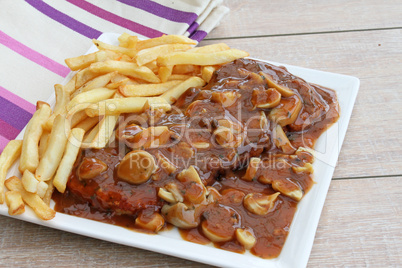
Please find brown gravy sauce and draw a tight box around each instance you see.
[53,58,339,259]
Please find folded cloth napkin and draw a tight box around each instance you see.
[0,0,229,152]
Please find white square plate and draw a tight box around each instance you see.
[0,33,359,268]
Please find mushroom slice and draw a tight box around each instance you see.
[273,125,296,154]
[243,192,280,215]
[117,150,156,184]
[201,220,233,243]
[251,88,281,109]
[158,188,176,203]
[132,126,171,149]
[236,228,256,250]
[169,141,194,158]
[269,94,302,126]
[116,123,143,143]
[217,119,242,134]
[78,157,107,180]
[211,91,241,107]
[192,142,210,149]
[177,165,203,185]
[260,111,269,129]
[295,147,315,163]
[135,211,165,233]
[272,179,303,201]
[177,166,207,204]
[206,186,222,203]
[221,189,245,205]
[201,206,239,242]
[259,72,294,97]
[161,202,199,229]
[214,126,235,147]
[165,183,184,203]
[292,163,314,174]
[238,68,264,84]
[214,125,242,148]
[155,152,177,174]
[242,157,261,182]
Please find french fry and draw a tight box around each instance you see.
[5,191,25,215]
[106,78,131,89]
[89,60,160,83]
[167,74,192,81]
[65,50,118,71]
[157,49,249,66]
[136,35,196,51]
[144,60,159,73]
[188,43,230,53]
[36,115,71,182]
[69,109,89,127]
[94,50,120,62]
[44,84,70,131]
[64,75,76,95]
[127,36,139,49]
[38,130,49,159]
[119,80,182,97]
[74,116,100,132]
[202,66,216,83]
[71,71,117,99]
[93,39,137,57]
[36,181,48,199]
[86,97,171,117]
[19,103,51,173]
[159,66,173,82]
[106,73,137,89]
[0,140,22,204]
[53,128,85,193]
[82,123,100,147]
[42,180,54,206]
[21,170,39,193]
[75,67,102,88]
[65,51,97,71]
[67,88,115,111]
[118,32,131,47]
[161,77,206,104]
[172,64,195,74]
[111,73,130,83]
[89,115,119,149]
[135,44,192,66]
[5,176,55,220]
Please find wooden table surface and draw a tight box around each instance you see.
[1,1,401,267]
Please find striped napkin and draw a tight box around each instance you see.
[0,0,229,152]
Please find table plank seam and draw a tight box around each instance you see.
[332,174,402,181]
[204,26,402,41]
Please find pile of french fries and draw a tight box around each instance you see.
[0,33,249,220]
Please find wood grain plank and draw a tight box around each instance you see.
[208,0,402,39]
[200,29,402,179]
[1,177,400,267]
[309,176,402,267]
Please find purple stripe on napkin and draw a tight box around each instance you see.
[190,30,208,42]
[0,118,20,140]
[118,0,198,24]
[186,22,199,36]
[66,0,164,38]
[0,86,36,115]
[0,135,9,153]
[0,30,70,77]
[0,96,33,130]
[25,0,102,39]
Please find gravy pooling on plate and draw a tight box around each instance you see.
[53,58,339,259]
